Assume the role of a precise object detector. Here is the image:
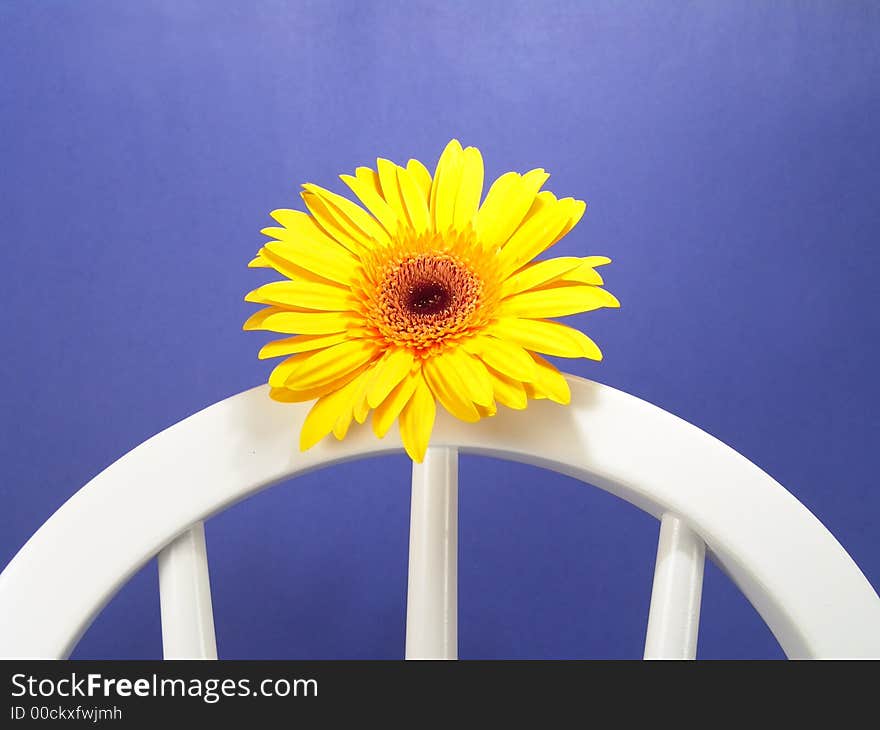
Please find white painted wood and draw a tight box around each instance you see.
[406,447,458,660]
[0,376,878,659]
[157,521,218,660]
[643,514,705,659]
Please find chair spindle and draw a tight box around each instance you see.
[405,447,458,659]
[158,521,218,659]
[644,513,705,659]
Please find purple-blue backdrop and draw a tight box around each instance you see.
[1,1,878,659]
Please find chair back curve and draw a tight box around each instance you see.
[0,375,878,659]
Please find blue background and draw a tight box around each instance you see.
[1,1,878,659]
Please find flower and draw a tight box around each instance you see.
[245,140,618,462]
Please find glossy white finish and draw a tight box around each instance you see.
[406,447,458,660]
[0,376,878,659]
[157,522,218,660]
[643,514,706,659]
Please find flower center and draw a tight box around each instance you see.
[406,281,452,315]
[371,251,483,352]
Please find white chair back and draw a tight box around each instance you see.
[1,375,877,659]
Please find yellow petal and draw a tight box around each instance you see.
[583,256,611,268]
[423,353,481,422]
[372,370,419,438]
[527,353,571,405]
[352,371,373,424]
[519,187,557,220]
[476,403,497,418]
[474,171,518,246]
[281,362,372,403]
[341,167,399,235]
[302,183,390,247]
[253,246,319,283]
[243,306,285,331]
[396,166,431,233]
[377,158,409,225]
[244,308,361,335]
[268,355,301,388]
[521,168,551,193]
[509,192,584,252]
[256,248,357,287]
[300,190,367,255]
[269,387,298,402]
[430,139,464,232]
[549,199,586,248]
[245,280,359,311]
[249,254,271,268]
[406,158,432,201]
[263,239,359,286]
[485,366,528,410]
[332,368,374,440]
[300,374,368,451]
[523,384,546,401]
[399,374,436,463]
[444,348,494,407]
[462,334,537,382]
[266,209,343,249]
[497,284,620,318]
[558,259,604,286]
[283,338,380,390]
[487,318,602,360]
[332,411,353,440]
[475,168,549,248]
[302,184,389,249]
[500,257,584,298]
[498,196,580,277]
[452,146,484,232]
[258,332,351,360]
[366,347,416,409]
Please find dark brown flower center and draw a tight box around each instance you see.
[406,281,452,315]
[371,251,484,351]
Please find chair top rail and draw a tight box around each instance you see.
[0,375,878,658]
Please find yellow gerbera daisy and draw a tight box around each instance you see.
[244,140,618,462]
